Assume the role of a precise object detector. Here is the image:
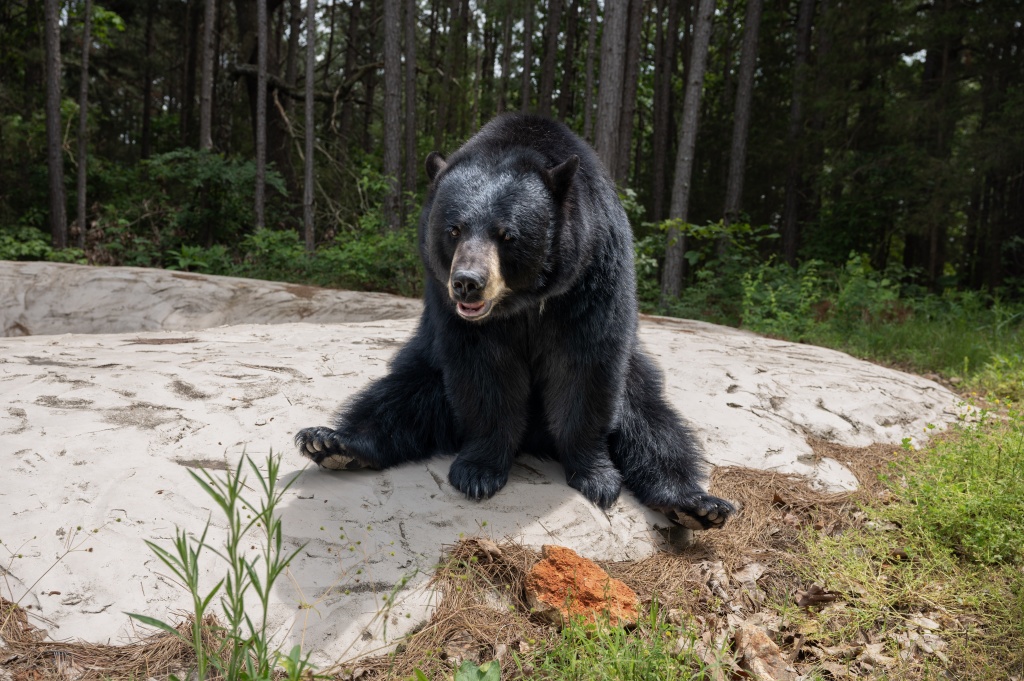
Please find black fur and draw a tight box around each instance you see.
[296,114,734,530]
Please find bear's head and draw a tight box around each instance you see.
[422,149,579,322]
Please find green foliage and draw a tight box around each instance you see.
[519,606,710,680]
[127,452,312,681]
[740,259,825,338]
[793,408,1024,675]
[899,407,1024,565]
[0,224,85,263]
[454,659,501,681]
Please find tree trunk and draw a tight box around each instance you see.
[256,0,268,230]
[521,0,534,111]
[383,0,402,229]
[722,0,763,228]
[141,0,155,158]
[76,0,93,250]
[780,0,814,264]
[614,0,644,184]
[44,0,66,249]
[651,0,681,222]
[304,0,316,252]
[404,0,418,205]
[200,0,217,150]
[582,0,598,141]
[593,0,628,175]
[498,9,513,112]
[556,0,579,120]
[661,0,715,301]
[181,1,201,146]
[339,0,360,146]
[323,0,337,83]
[537,0,561,116]
[284,0,302,117]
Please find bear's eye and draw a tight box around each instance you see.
[448,225,461,238]
[498,228,512,242]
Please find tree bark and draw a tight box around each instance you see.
[383,0,402,229]
[44,0,66,249]
[582,0,598,141]
[141,0,156,158]
[75,0,93,250]
[780,0,815,264]
[404,0,418,205]
[521,0,534,111]
[304,0,316,252]
[614,0,645,184]
[661,0,715,301]
[339,0,360,146]
[284,0,302,117]
[651,0,681,222]
[537,0,561,116]
[256,0,268,230]
[556,0,579,121]
[181,1,201,146]
[593,0,628,175]
[722,0,763,227]
[498,9,513,112]
[200,0,217,150]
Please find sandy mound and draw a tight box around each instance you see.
[0,262,960,668]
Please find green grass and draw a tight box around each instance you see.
[788,406,1024,678]
[514,606,714,680]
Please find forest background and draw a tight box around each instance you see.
[2,0,1023,397]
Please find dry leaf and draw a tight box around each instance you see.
[794,584,839,608]
[734,623,799,681]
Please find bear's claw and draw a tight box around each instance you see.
[566,465,623,510]
[656,493,736,531]
[295,426,371,470]
[448,457,509,500]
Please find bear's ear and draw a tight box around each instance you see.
[425,151,447,182]
[544,155,580,199]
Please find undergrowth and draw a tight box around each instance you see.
[790,404,1024,678]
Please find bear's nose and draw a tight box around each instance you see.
[451,270,486,300]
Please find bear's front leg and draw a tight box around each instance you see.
[442,343,530,501]
[542,355,625,510]
[295,334,457,471]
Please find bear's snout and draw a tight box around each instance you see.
[451,269,487,301]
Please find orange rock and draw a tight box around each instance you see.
[524,545,639,627]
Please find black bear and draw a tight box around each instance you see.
[296,114,734,531]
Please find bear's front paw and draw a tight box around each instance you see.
[294,426,370,471]
[658,493,736,531]
[448,457,509,500]
[566,465,623,509]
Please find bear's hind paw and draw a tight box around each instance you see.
[567,466,623,510]
[657,493,736,531]
[294,426,370,471]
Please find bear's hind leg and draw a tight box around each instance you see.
[610,349,735,530]
[295,338,457,470]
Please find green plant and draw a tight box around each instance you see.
[899,406,1024,564]
[127,452,311,681]
[519,605,709,680]
[0,224,86,263]
[454,659,501,681]
[740,258,825,338]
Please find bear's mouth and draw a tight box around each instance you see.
[456,299,494,320]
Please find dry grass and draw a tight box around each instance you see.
[0,599,223,680]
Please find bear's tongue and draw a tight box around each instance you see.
[458,301,486,316]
